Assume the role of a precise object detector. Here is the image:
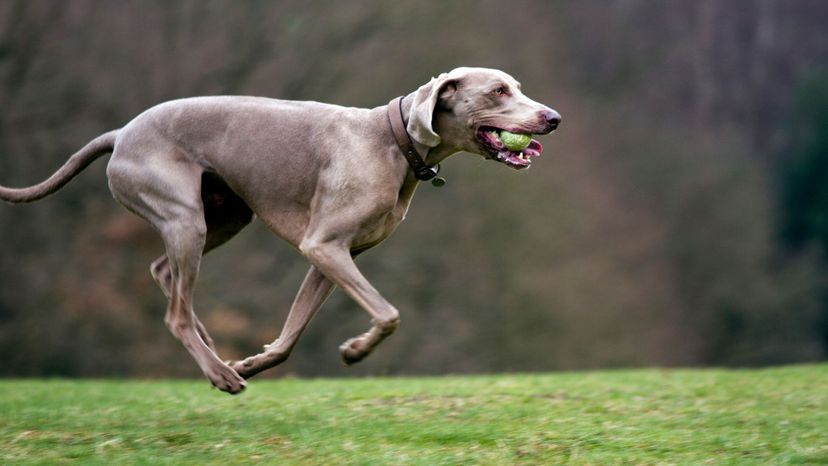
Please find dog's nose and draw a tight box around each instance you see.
[543,109,561,131]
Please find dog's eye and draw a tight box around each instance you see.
[493,87,506,96]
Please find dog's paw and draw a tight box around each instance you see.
[207,363,247,395]
[339,337,369,366]
[226,359,249,379]
[227,349,289,380]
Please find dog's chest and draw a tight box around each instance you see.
[351,192,413,250]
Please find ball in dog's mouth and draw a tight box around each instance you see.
[477,128,543,169]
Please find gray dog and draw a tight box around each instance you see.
[0,67,560,393]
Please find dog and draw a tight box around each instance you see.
[0,67,560,393]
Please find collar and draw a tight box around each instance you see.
[386,96,441,182]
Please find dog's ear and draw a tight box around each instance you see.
[407,73,460,148]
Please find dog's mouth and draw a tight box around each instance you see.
[476,127,543,169]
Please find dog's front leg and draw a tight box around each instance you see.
[230,266,334,379]
[300,239,400,365]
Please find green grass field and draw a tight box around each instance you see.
[1,365,826,465]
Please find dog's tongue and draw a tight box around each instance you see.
[524,139,543,156]
[501,139,543,167]
[505,139,542,156]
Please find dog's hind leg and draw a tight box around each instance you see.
[150,255,217,352]
[108,154,246,394]
[149,172,254,354]
[159,217,245,393]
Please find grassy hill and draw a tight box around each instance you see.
[1,365,826,465]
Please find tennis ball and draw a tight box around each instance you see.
[500,131,532,151]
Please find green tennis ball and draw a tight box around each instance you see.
[500,131,532,151]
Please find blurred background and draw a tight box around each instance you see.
[1,0,827,378]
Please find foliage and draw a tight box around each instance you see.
[779,72,828,253]
[778,71,828,349]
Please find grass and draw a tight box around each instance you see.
[1,365,826,465]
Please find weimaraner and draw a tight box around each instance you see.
[0,67,560,393]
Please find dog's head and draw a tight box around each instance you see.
[407,67,560,169]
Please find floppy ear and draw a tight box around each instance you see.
[407,73,459,148]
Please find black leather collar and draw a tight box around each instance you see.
[386,96,441,182]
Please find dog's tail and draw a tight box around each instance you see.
[0,129,119,204]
